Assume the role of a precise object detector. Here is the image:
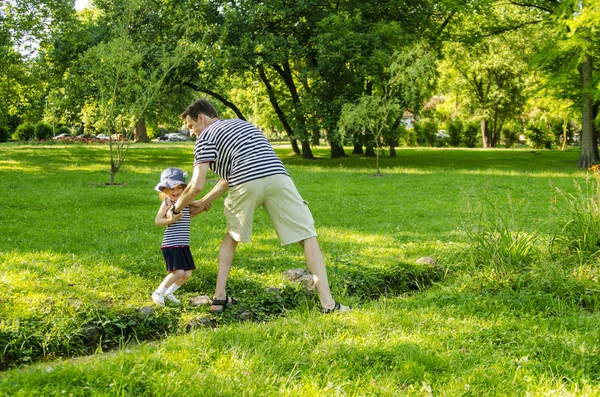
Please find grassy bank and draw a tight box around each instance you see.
[1,143,599,395]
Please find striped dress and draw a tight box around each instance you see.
[193,119,288,186]
[161,202,191,248]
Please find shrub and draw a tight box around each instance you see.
[413,120,437,146]
[526,123,552,149]
[447,120,463,147]
[398,124,417,147]
[14,122,35,141]
[56,125,71,136]
[463,122,479,148]
[554,174,600,262]
[35,122,53,140]
[502,128,519,148]
[0,125,10,142]
[466,199,541,272]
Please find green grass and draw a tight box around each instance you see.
[1,143,600,395]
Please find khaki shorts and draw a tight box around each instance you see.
[224,174,317,245]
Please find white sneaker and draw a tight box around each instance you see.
[166,294,180,304]
[151,292,165,306]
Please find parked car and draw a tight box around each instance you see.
[96,134,110,141]
[53,133,74,142]
[75,134,98,143]
[157,135,169,141]
[167,133,188,142]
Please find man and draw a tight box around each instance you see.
[172,99,351,314]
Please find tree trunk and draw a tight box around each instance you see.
[134,118,149,142]
[578,54,598,168]
[301,140,314,159]
[271,61,313,159]
[329,138,347,158]
[481,118,491,148]
[389,144,396,157]
[257,64,301,155]
[365,145,375,157]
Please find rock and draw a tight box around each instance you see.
[186,316,212,329]
[139,306,154,317]
[283,268,311,282]
[416,256,438,265]
[299,275,315,290]
[189,295,212,306]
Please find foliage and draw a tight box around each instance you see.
[447,119,462,147]
[463,122,479,148]
[526,122,552,149]
[466,198,541,272]
[34,122,53,140]
[502,127,519,148]
[413,120,437,147]
[0,125,10,142]
[554,172,600,263]
[13,122,35,141]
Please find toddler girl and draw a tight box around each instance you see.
[152,167,203,306]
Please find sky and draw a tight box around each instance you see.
[75,0,90,11]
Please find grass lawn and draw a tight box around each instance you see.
[1,143,599,396]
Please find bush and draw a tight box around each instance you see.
[527,123,552,149]
[34,122,53,140]
[447,120,463,147]
[463,122,479,148]
[14,123,35,141]
[398,124,417,147]
[0,125,10,142]
[56,125,71,136]
[502,128,519,148]
[555,176,600,262]
[413,120,437,146]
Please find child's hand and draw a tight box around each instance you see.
[165,208,183,224]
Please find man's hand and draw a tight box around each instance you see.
[189,200,212,216]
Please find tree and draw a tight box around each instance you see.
[506,0,600,167]
[441,33,529,148]
[338,45,436,174]
[79,0,194,184]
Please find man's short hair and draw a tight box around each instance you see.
[180,99,218,120]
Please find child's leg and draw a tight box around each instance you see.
[158,270,185,289]
[165,270,193,295]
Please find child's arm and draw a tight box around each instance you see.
[155,199,182,226]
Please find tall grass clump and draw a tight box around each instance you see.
[554,168,600,263]
[466,196,542,274]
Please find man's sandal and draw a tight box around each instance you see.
[210,296,239,314]
[322,301,352,314]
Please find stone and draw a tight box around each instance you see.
[416,256,438,265]
[189,295,212,306]
[186,316,212,329]
[283,268,311,282]
[139,306,154,317]
[299,275,315,290]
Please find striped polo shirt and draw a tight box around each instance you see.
[161,202,191,248]
[193,119,288,186]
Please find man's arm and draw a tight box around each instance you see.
[189,178,228,217]
[172,162,210,214]
[202,178,229,205]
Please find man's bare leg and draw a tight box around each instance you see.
[300,237,337,310]
[210,233,238,311]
